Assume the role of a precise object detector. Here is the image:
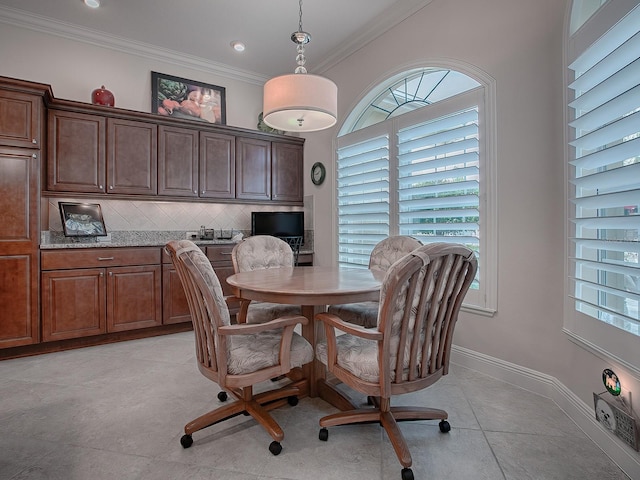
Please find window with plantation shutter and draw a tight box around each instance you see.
[566,1,640,368]
[397,102,480,289]
[336,68,495,313]
[337,128,390,268]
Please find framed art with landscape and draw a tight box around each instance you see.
[151,71,226,125]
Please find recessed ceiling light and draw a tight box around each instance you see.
[84,0,100,8]
[231,41,245,52]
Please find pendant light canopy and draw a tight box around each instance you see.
[263,0,337,133]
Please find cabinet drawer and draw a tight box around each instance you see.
[206,245,234,264]
[42,247,160,270]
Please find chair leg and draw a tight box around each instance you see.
[184,400,247,435]
[380,410,412,469]
[390,406,448,422]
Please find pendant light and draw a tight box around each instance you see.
[263,0,337,132]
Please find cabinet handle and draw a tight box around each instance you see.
[32,139,37,144]
[32,153,37,159]
[109,186,113,190]
[100,272,104,277]
[220,252,232,256]
[99,185,103,189]
[201,190,205,195]
[109,272,113,277]
[97,257,115,261]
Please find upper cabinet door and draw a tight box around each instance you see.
[107,118,157,195]
[200,131,235,199]
[0,90,41,149]
[272,141,303,203]
[158,125,198,197]
[47,110,106,193]
[236,137,271,201]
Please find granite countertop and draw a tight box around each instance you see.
[40,230,243,250]
[40,230,313,255]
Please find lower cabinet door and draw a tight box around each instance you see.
[162,264,191,325]
[41,268,106,342]
[107,265,162,332]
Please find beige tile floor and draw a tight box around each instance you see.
[0,332,631,480]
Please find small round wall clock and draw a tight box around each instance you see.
[311,162,326,185]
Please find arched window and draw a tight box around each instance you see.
[336,66,495,314]
[565,1,640,370]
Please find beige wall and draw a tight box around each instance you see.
[2,1,638,472]
[310,0,639,471]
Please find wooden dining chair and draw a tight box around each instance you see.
[315,242,477,480]
[165,240,314,455]
[327,235,422,328]
[231,235,302,324]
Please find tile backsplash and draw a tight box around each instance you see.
[46,196,314,233]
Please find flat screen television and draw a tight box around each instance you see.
[251,211,304,239]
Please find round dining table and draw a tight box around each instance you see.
[227,266,383,408]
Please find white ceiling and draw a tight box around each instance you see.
[0,0,432,82]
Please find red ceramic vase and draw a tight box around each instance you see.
[91,85,115,107]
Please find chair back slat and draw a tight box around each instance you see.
[378,242,477,390]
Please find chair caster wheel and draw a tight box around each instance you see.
[319,427,328,441]
[401,467,414,480]
[180,434,193,448]
[269,441,282,455]
[439,419,451,433]
[217,391,228,402]
[287,396,299,406]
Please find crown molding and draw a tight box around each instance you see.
[314,0,434,74]
[0,5,269,86]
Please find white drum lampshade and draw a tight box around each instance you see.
[263,73,337,132]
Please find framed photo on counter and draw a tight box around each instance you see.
[59,202,107,237]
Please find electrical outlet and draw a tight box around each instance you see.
[186,231,198,239]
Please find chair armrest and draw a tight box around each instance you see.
[218,315,308,336]
[315,312,383,341]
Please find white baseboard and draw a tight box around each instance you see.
[451,345,640,479]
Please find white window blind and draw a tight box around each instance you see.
[337,132,390,268]
[397,107,480,289]
[568,5,640,335]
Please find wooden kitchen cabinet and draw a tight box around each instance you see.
[272,141,303,203]
[200,131,235,199]
[41,268,106,341]
[41,247,162,341]
[107,118,157,195]
[0,79,45,349]
[0,89,41,149]
[47,112,158,196]
[236,137,304,204]
[158,125,199,197]
[106,265,162,332]
[236,137,271,201]
[47,109,106,193]
[162,263,191,325]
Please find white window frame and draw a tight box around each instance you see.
[564,0,640,373]
[336,66,497,316]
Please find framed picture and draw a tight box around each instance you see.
[59,202,107,237]
[151,71,226,125]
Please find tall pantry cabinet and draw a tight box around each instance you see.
[0,78,49,347]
